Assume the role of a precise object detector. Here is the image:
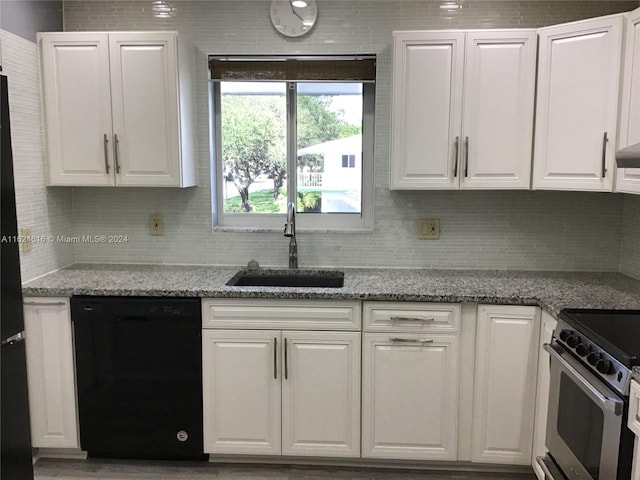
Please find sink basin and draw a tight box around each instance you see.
[226,269,344,288]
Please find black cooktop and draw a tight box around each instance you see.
[559,309,640,368]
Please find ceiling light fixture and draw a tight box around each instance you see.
[291,0,308,8]
[439,2,462,10]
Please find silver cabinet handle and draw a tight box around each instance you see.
[23,301,66,306]
[1,331,25,348]
[601,131,608,178]
[464,136,469,178]
[284,337,289,380]
[273,337,278,379]
[114,134,121,174]
[390,316,435,322]
[103,134,110,174]
[390,337,434,344]
[453,136,459,177]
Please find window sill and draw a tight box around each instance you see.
[211,226,374,234]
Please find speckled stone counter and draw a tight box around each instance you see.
[22,263,640,317]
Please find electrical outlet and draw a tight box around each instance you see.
[150,214,164,236]
[418,218,440,240]
[21,227,32,252]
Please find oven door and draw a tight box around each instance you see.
[545,342,625,480]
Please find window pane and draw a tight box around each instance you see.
[296,83,363,214]
[221,82,287,214]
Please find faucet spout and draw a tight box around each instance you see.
[283,202,298,269]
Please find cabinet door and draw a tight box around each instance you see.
[109,32,182,186]
[472,305,540,465]
[531,311,557,480]
[534,16,623,191]
[362,333,459,460]
[23,298,78,448]
[616,8,640,195]
[202,330,281,455]
[39,33,114,186]
[281,332,360,457]
[461,31,536,190]
[390,31,464,189]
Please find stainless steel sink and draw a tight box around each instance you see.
[226,269,344,288]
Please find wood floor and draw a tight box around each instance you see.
[34,458,537,480]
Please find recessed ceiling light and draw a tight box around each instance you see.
[291,0,308,7]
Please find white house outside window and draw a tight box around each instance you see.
[209,56,375,230]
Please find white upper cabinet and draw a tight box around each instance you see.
[390,29,536,190]
[616,7,640,195]
[39,33,114,186]
[533,15,623,191]
[39,31,196,187]
[390,31,464,189]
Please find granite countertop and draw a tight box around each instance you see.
[22,263,640,317]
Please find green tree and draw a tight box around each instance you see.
[221,95,285,211]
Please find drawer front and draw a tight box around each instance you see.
[363,302,460,333]
[202,298,361,331]
[629,380,640,437]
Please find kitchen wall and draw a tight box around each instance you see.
[621,194,640,278]
[0,1,63,42]
[57,0,639,271]
[1,30,75,281]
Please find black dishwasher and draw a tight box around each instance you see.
[71,296,205,460]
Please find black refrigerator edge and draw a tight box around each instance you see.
[1,72,35,480]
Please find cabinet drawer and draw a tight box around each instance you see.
[202,298,361,331]
[363,302,460,333]
[629,380,640,437]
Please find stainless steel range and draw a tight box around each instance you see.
[537,309,640,480]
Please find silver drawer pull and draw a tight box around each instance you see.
[23,301,66,306]
[390,316,435,322]
[390,337,434,344]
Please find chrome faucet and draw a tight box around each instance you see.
[283,202,298,269]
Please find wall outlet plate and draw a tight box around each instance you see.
[20,227,32,252]
[150,214,164,236]
[418,218,440,240]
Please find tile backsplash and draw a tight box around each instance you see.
[621,194,640,278]
[19,0,640,275]
[1,30,75,281]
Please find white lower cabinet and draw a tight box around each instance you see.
[362,333,459,460]
[471,305,540,465]
[23,298,79,449]
[532,311,557,479]
[202,330,281,455]
[201,299,361,458]
[281,332,361,457]
[361,302,461,460]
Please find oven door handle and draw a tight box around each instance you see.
[544,343,624,416]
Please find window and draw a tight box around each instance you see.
[342,154,356,168]
[209,56,375,230]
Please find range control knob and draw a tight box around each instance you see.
[558,329,573,342]
[566,335,581,348]
[576,343,590,357]
[587,351,602,366]
[596,359,613,375]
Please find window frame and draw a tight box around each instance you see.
[210,59,375,232]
